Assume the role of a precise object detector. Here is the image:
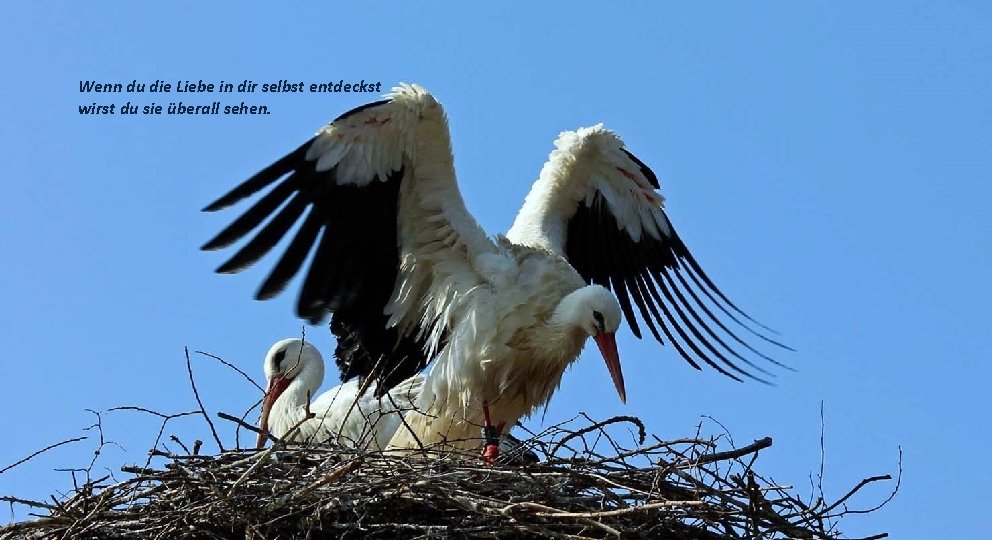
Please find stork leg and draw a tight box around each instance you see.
[481,401,505,465]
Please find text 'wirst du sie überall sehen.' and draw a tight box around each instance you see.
[78,79,383,116]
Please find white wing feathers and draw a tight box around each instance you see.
[363,87,502,350]
[305,88,418,185]
[304,83,500,333]
[507,124,669,254]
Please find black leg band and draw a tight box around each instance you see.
[483,424,499,446]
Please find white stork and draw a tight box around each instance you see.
[256,338,540,462]
[203,84,788,461]
[256,338,421,450]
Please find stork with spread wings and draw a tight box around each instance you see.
[202,84,790,461]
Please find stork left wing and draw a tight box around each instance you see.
[202,84,497,395]
[507,125,791,382]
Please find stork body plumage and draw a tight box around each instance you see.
[385,260,621,454]
[204,84,788,459]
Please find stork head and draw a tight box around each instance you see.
[257,338,324,448]
[554,285,626,403]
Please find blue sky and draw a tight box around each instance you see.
[2,2,990,537]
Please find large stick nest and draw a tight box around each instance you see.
[1,411,896,540]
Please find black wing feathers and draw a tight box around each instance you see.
[202,173,303,252]
[333,99,390,122]
[564,191,788,382]
[202,139,314,213]
[621,149,659,189]
[202,115,436,393]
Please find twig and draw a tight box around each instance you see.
[168,436,190,455]
[107,406,198,420]
[691,437,773,466]
[0,496,58,511]
[298,459,361,494]
[217,411,270,442]
[830,447,902,520]
[527,499,706,518]
[216,405,306,450]
[107,406,198,470]
[184,346,224,452]
[549,415,646,457]
[194,350,263,392]
[0,437,87,476]
[503,501,622,537]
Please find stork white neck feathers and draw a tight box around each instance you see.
[206,84,790,461]
[550,285,625,402]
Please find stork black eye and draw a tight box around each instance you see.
[592,310,604,327]
[273,349,287,368]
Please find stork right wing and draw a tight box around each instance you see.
[508,125,791,383]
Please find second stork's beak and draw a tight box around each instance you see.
[593,332,626,403]
[256,375,290,449]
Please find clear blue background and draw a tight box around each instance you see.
[2,3,989,538]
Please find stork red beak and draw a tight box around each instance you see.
[594,331,626,403]
[256,375,290,449]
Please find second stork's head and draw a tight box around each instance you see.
[552,285,626,402]
[256,338,324,448]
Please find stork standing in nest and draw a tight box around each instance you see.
[203,84,788,462]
